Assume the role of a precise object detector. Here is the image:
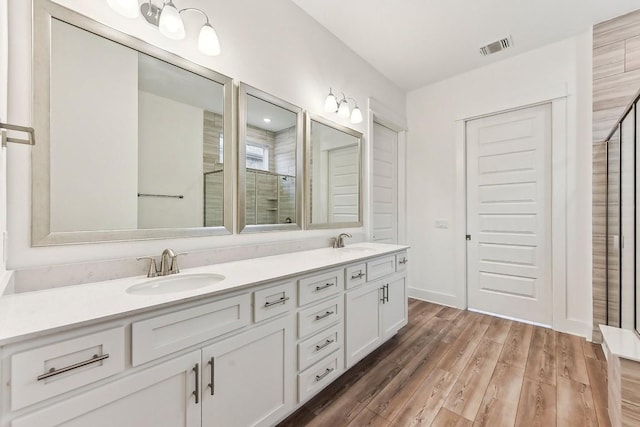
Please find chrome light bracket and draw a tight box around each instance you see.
[141,2,162,27]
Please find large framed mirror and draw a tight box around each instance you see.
[238,83,303,233]
[32,0,234,245]
[305,114,363,229]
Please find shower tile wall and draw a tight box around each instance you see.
[592,9,640,340]
[204,111,224,227]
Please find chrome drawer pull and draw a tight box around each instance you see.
[37,353,110,381]
[315,368,335,381]
[399,258,408,265]
[351,272,365,280]
[315,339,335,351]
[315,311,334,321]
[315,282,335,291]
[193,363,200,404]
[264,296,290,308]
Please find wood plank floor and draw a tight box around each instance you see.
[278,299,609,427]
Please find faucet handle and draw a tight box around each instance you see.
[169,252,187,275]
[136,257,158,278]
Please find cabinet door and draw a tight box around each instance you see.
[345,281,383,368]
[382,277,408,338]
[202,316,295,427]
[12,351,201,427]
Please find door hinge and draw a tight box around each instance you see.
[466,235,471,241]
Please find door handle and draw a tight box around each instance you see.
[207,357,215,396]
[192,363,200,404]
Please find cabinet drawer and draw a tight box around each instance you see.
[345,263,367,289]
[298,350,343,403]
[298,323,343,371]
[253,281,295,323]
[367,256,396,281]
[396,252,409,273]
[298,269,343,306]
[298,296,343,339]
[10,327,125,411]
[132,294,251,366]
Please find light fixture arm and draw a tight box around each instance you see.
[178,7,211,25]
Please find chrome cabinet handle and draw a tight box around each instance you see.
[315,368,335,381]
[264,296,290,308]
[384,284,389,303]
[315,339,335,351]
[399,258,408,265]
[351,272,365,280]
[207,357,215,396]
[37,353,110,381]
[380,286,386,304]
[193,363,200,404]
[315,311,334,321]
[315,282,335,291]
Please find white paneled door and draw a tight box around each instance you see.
[328,145,360,223]
[372,122,398,243]
[466,104,552,325]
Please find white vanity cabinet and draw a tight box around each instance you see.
[0,245,409,427]
[345,255,408,368]
[201,316,295,427]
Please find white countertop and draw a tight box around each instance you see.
[600,325,640,363]
[0,242,408,345]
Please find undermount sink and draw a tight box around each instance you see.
[126,273,226,295]
[335,246,377,254]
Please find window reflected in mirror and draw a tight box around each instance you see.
[306,116,363,229]
[239,84,303,232]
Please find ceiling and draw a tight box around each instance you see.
[292,0,640,90]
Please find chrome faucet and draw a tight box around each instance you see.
[333,232,353,248]
[160,248,179,276]
[137,248,182,278]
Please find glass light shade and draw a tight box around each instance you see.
[106,0,140,19]
[350,106,363,124]
[324,92,338,113]
[159,2,186,40]
[198,23,221,56]
[337,99,350,118]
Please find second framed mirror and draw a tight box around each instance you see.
[238,83,303,232]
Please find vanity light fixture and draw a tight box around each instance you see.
[323,88,363,124]
[107,0,221,56]
[324,88,338,113]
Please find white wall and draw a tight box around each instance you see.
[50,19,138,232]
[6,0,405,269]
[138,91,203,229]
[0,0,7,276]
[406,33,593,337]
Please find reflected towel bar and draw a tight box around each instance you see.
[138,193,184,199]
[0,122,36,147]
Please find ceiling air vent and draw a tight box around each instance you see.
[479,36,512,56]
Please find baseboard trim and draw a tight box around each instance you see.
[408,288,462,309]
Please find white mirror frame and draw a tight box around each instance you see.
[237,83,304,233]
[32,0,235,246]
[304,113,364,230]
